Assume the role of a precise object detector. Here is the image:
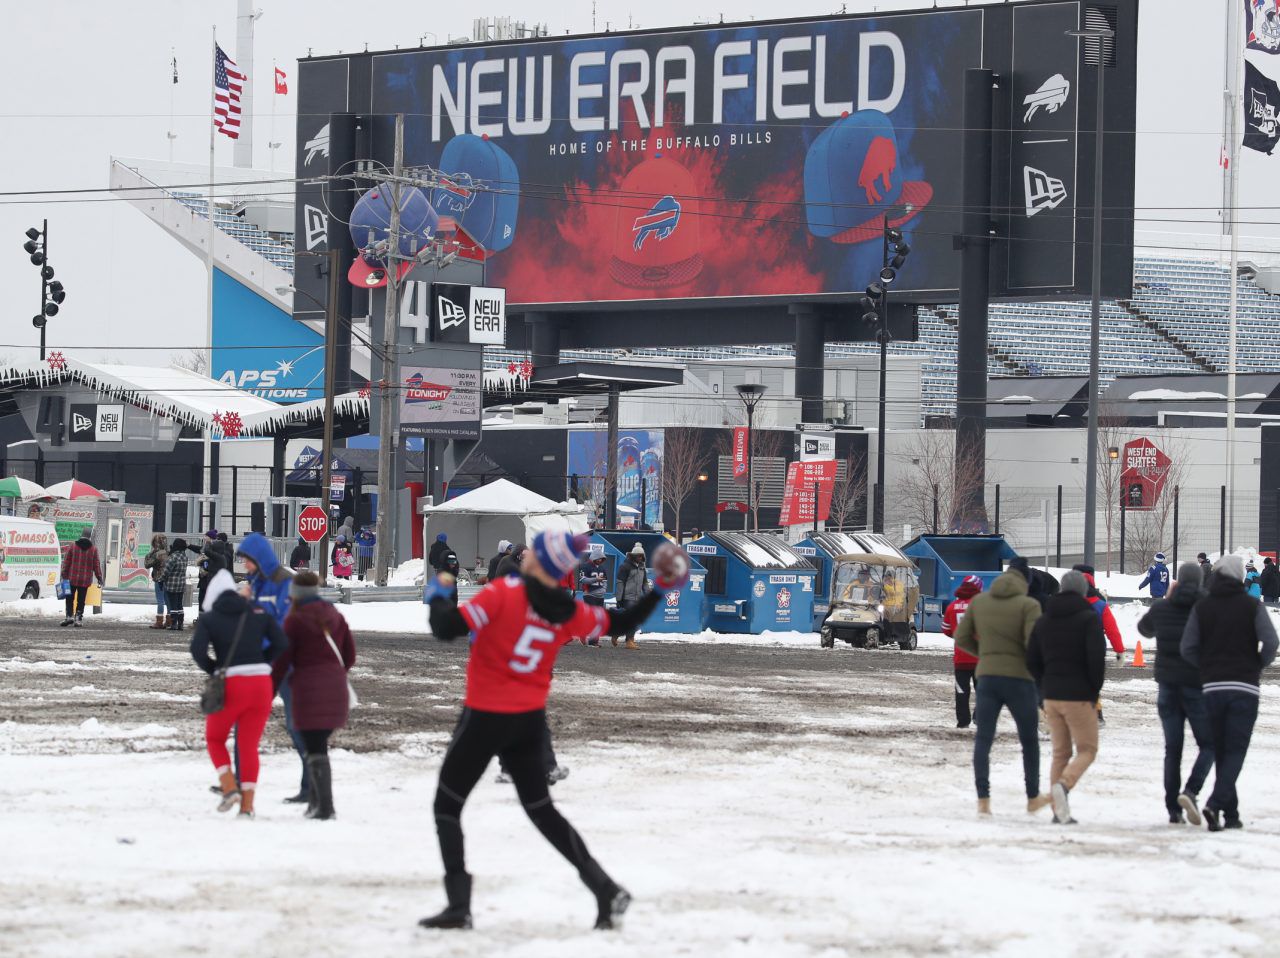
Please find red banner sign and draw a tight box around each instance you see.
[716,501,748,514]
[1120,437,1172,511]
[779,460,837,526]
[732,427,749,484]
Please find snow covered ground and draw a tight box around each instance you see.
[5,621,1280,956]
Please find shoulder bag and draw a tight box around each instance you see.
[199,610,250,716]
[323,627,359,709]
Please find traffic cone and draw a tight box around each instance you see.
[1131,640,1146,668]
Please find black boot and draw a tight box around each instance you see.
[419,872,473,930]
[305,754,335,820]
[580,859,630,931]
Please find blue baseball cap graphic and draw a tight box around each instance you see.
[430,134,519,257]
[804,109,932,245]
[347,183,440,288]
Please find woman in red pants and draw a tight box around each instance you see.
[190,569,286,818]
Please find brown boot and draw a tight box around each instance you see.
[977,798,992,816]
[611,637,619,647]
[1027,794,1052,814]
[624,639,638,650]
[216,769,240,813]
[149,614,166,629]
[238,787,255,819]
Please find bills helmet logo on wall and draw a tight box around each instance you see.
[1023,166,1068,217]
[804,109,932,244]
[611,156,703,288]
[404,372,453,405]
[304,123,330,167]
[1023,74,1071,123]
[632,195,682,251]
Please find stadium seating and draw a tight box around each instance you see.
[172,191,295,271]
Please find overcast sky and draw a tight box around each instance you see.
[0,0,1250,368]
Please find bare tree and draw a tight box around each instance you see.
[1093,402,1128,574]
[746,428,784,532]
[661,426,710,541]
[172,349,208,375]
[828,449,868,530]
[1122,431,1189,572]
[894,427,988,536]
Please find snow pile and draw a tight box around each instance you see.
[387,559,425,588]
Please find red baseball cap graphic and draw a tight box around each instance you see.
[610,156,703,289]
[804,109,932,245]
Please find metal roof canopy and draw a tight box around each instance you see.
[1101,372,1280,424]
[525,361,684,398]
[987,375,1090,422]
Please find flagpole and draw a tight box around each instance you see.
[1226,0,1242,554]
[168,47,177,164]
[205,26,217,500]
[270,59,277,173]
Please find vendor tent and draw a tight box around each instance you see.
[420,479,588,575]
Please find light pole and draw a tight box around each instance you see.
[1068,22,1114,567]
[23,221,66,360]
[735,383,767,533]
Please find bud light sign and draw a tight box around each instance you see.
[567,429,664,528]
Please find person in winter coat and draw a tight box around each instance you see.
[331,537,355,580]
[429,533,451,572]
[1138,561,1215,824]
[1259,556,1280,604]
[289,536,312,571]
[59,526,103,627]
[487,540,513,582]
[160,539,189,630]
[580,555,608,608]
[942,575,983,728]
[1070,565,1126,660]
[1008,556,1049,611]
[1198,553,1214,580]
[954,569,1051,817]
[614,543,649,649]
[144,533,170,630]
[190,569,286,819]
[236,531,307,800]
[1026,571,1107,825]
[188,530,229,612]
[273,571,356,820]
[1181,555,1279,831]
[495,543,526,580]
[1139,553,1171,599]
[1244,561,1262,598]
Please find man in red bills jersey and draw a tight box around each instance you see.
[942,575,984,728]
[420,528,691,932]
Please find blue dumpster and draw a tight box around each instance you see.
[901,534,1018,631]
[686,532,817,634]
[589,532,707,633]
[793,531,910,631]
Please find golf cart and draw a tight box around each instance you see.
[818,554,921,651]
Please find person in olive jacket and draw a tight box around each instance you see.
[954,563,1052,817]
[1026,570,1106,825]
[272,570,356,820]
[1137,561,1214,824]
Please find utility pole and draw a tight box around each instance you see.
[374,114,404,587]
[319,247,340,587]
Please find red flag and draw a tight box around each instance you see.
[274,66,288,94]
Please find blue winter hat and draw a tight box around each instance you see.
[1154,552,1166,563]
[531,529,591,580]
[436,533,447,542]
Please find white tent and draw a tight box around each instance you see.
[421,479,588,574]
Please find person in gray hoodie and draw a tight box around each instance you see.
[1181,554,1279,831]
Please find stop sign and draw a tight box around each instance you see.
[298,505,329,544]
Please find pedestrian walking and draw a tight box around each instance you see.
[1026,570,1106,825]
[189,530,228,613]
[274,570,356,820]
[614,543,648,649]
[144,533,170,629]
[190,569,286,819]
[289,536,312,571]
[419,529,690,930]
[1259,556,1280,604]
[1244,561,1262,598]
[429,533,451,572]
[59,526,103,627]
[495,543,526,579]
[1137,561,1214,824]
[1139,552,1171,599]
[160,539,189,630]
[954,564,1052,816]
[1198,552,1213,580]
[235,532,308,802]
[942,575,983,728]
[1181,555,1279,831]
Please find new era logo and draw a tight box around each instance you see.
[1023,166,1068,217]
[437,296,467,330]
[73,413,92,433]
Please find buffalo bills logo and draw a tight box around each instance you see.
[404,372,453,405]
[632,195,681,251]
[435,173,477,215]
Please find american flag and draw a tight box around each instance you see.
[213,44,244,139]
